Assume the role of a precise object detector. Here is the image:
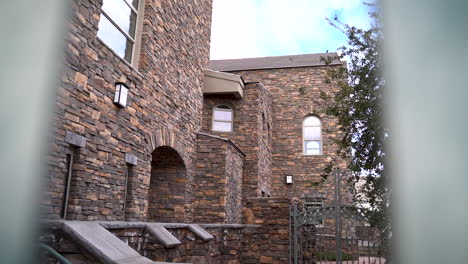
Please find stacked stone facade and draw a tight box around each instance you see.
[201,82,273,199]
[217,66,351,204]
[42,0,351,263]
[44,0,213,221]
[194,133,244,224]
[41,222,260,264]
[148,146,189,222]
[243,198,292,263]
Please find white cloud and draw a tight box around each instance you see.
[210,0,371,60]
[210,0,265,59]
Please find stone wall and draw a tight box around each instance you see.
[194,133,244,224]
[43,0,213,221]
[201,83,273,199]
[112,227,214,263]
[228,67,350,203]
[111,225,262,264]
[148,146,189,222]
[39,196,295,264]
[243,197,292,264]
[256,84,274,198]
[40,223,260,264]
[40,225,102,264]
[204,225,260,264]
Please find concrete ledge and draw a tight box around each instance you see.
[200,224,261,229]
[187,224,214,241]
[65,131,86,148]
[41,220,265,264]
[125,153,138,166]
[62,221,154,264]
[196,132,246,157]
[146,223,182,248]
[44,220,260,230]
[97,221,148,229]
[44,220,216,245]
[154,262,190,264]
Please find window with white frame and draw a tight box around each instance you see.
[212,105,233,132]
[303,116,322,155]
[97,0,142,63]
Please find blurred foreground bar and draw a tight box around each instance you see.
[385,0,468,263]
[0,0,67,263]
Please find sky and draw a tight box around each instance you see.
[210,0,372,60]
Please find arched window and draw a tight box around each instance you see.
[212,105,233,132]
[303,116,322,155]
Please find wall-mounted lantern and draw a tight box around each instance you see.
[286,175,293,184]
[114,82,129,107]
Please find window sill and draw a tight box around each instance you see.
[96,37,146,80]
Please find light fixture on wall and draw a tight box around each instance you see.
[286,175,293,184]
[114,82,129,107]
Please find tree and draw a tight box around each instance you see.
[319,3,391,261]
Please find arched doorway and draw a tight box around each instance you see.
[148,146,187,222]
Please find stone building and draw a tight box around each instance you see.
[41,0,350,263]
[209,54,349,206]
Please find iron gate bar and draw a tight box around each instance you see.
[335,169,342,264]
[290,169,384,264]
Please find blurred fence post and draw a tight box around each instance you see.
[385,0,468,263]
[0,0,68,263]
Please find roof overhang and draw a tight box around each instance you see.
[203,69,244,99]
[210,53,344,72]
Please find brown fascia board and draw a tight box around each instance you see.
[209,53,344,72]
[204,69,245,86]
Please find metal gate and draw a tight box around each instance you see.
[289,172,385,264]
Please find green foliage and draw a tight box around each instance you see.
[319,2,392,262]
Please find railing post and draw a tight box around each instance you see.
[61,152,74,219]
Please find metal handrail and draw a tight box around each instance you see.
[39,243,73,264]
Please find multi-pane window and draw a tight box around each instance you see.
[212,105,233,132]
[97,0,140,63]
[303,116,322,155]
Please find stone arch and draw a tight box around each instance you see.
[207,98,236,110]
[145,126,190,166]
[294,105,322,119]
[144,126,193,222]
[148,146,187,222]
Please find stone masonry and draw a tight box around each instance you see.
[41,221,262,264]
[201,82,273,199]
[149,146,189,223]
[194,133,244,224]
[210,63,352,205]
[41,0,352,263]
[44,0,213,221]
[243,198,292,264]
